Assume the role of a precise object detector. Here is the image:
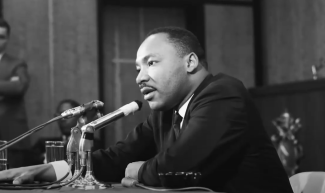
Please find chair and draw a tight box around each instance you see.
[289,172,325,193]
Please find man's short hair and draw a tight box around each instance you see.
[146,26,208,69]
[0,18,10,36]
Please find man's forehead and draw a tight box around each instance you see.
[136,33,171,62]
[136,53,160,64]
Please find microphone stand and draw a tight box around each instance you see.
[75,101,142,189]
[66,124,83,186]
[66,110,105,188]
[78,125,109,187]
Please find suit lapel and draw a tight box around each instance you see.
[181,74,215,130]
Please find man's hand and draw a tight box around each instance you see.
[0,164,56,184]
[125,161,145,181]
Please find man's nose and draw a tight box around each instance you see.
[136,68,149,84]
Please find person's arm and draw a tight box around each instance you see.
[92,115,157,183]
[0,63,29,97]
[138,84,249,186]
[0,164,56,184]
[0,160,71,184]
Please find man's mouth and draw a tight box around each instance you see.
[140,87,156,100]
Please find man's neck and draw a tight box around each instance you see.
[176,70,211,111]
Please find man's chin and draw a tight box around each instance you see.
[148,101,162,111]
[147,101,171,111]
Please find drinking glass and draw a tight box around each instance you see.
[0,140,7,171]
[45,141,65,163]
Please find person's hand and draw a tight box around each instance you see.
[125,161,145,181]
[0,164,56,184]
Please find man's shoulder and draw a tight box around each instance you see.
[211,73,245,87]
[185,73,252,112]
[199,73,247,96]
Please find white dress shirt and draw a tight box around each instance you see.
[178,94,193,128]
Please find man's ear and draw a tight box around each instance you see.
[185,52,199,73]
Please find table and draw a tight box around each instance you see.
[0,184,218,193]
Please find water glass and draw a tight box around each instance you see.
[45,141,65,163]
[0,140,7,171]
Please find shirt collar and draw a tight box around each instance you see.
[177,94,194,118]
[176,74,213,118]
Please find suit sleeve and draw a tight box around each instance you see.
[92,114,157,182]
[138,83,249,186]
[0,61,30,96]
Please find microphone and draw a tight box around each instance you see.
[77,100,142,183]
[61,100,104,118]
[81,100,142,132]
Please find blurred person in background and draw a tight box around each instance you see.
[30,99,80,164]
[30,99,101,164]
[0,18,30,168]
[54,99,81,145]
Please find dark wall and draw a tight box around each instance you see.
[250,80,325,172]
[260,0,325,85]
[2,0,99,145]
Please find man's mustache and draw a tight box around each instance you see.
[139,83,155,90]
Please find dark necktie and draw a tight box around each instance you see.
[173,111,183,139]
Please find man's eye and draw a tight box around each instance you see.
[136,69,140,73]
[148,61,156,66]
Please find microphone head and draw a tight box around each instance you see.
[120,100,143,116]
[134,100,143,111]
[92,100,104,109]
[61,100,104,118]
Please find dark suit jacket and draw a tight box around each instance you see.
[92,73,293,193]
[0,53,30,149]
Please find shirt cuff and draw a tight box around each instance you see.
[50,160,72,180]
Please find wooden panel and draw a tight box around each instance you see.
[52,0,99,111]
[142,7,185,33]
[2,0,99,145]
[261,0,325,84]
[101,5,185,147]
[101,6,141,147]
[101,6,117,147]
[205,4,255,88]
[250,79,325,172]
[3,0,50,146]
[104,0,253,7]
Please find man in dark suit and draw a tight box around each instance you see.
[0,19,30,168]
[91,27,293,192]
[0,27,293,192]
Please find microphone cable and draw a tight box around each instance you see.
[121,177,216,192]
[136,184,216,192]
[0,99,105,151]
[0,115,63,151]
[0,166,85,190]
